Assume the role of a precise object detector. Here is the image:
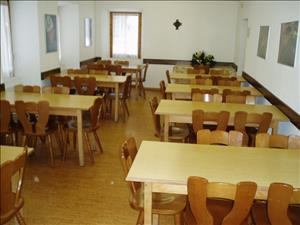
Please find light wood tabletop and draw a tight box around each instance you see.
[155,99,289,140]
[126,140,300,225]
[170,72,246,83]
[1,91,100,166]
[166,83,262,100]
[0,145,33,164]
[61,73,126,122]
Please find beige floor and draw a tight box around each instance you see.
[18,90,175,225]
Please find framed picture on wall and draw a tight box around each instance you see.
[45,14,58,53]
[257,25,270,59]
[277,20,299,67]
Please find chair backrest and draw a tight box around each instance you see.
[89,69,109,75]
[120,137,141,194]
[50,75,72,88]
[0,100,11,133]
[267,183,294,225]
[166,70,171,84]
[74,76,96,95]
[191,88,219,95]
[193,65,209,74]
[217,79,241,87]
[159,80,167,99]
[195,78,213,85]
[121,75,132,99]
[14,84,23,92]
[255,133,300,149]
[192,91,222,103]
[192,109,230,133]
[211,76,237,85]
[22,85,41,93]
[197,129,243,146]
[142,63,149,82]
[96,59,112,65]
[222,89,251,102]
[187,68,204,74]
[89,97,103,129]
[149,97,161,138]
[87,64,106,71]
[107,64,122,75]
[0,147,27,224]
[114,60,129,66]
[42,86,70,94]
[209,68,225,75]
[225,95,247,104]
[187,176,257,225]
[15,101,50,135]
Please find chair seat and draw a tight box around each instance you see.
[130,188,186,215]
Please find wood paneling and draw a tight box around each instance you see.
[242,71,300,129]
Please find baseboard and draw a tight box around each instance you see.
[242,71,300,129]
[41,68,61,80]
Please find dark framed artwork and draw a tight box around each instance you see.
[277,20,299,67]
[257,25,270,59]
[45,14,58,53]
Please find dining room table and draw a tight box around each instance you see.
[155,99,289,141]
[166,83,263,100]
[61,73,126,122]
[1,91,100,166]
[126,140,300,225]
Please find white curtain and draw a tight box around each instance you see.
[112,13,139,58]
[1,2,14,80]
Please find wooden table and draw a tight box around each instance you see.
[170,72,246,84]
[155,100,289,140]
[63,73,126,122]
[166,83,262,100]
[0,145,33,164]
[126,141,300,225]
[1,91,100,166]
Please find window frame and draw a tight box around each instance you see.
[109,11,142,59]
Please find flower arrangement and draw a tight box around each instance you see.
[191,51,215,66]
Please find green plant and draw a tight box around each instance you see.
[191,51,215,66]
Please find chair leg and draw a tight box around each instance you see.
[153,214,159,225]
[123,100,130,117]
[63,129,69,161]
[174,213,184,225]
[136,210,144,225]
[54,130,63,157]
[16,212,26,225]
[47,135,55,167]
[93,131,103,153]
[84,132,94,163]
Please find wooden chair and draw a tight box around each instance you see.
[251,183,297,225]
[63,97,104,163]
[225,95,247,104]
[0,147,27,225]
[87,64,106,71]
[197,129,243,146]
[187,68,204,74]
[209,68,225,75]
[195,78,213,85]
[234,111,273,146]
[166,70,171,84]
[50,75,73,93]
[211,76,237,85]
[16,85,40,93]
[149,97,189,142]
[114,60,129,66]
[217,79,241,87]
[42,86,70,94]
[96,59,112,65]
[140,63,148,98]
[192,110,230,134]
[193,65,209,74]
[107,75,132,121]
[0,100,15,145]
[160,80,167,99]
[185,176,257,225]
[74,76,97,95]
[255,133,300,149]
[222,89,251,103]
[67,69,88,74]
[107,64,122,75]
[121,137,186,225]
[15,101,60,167]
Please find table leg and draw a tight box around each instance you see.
[76,110,84,166]
[144,182,152,225]
[164,115,169,142]
[114,84,119,122]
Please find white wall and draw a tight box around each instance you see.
[9,1,40,86]
[95,1,240,87]
[38,1,60,73]
[58,4,80,70]
[79,1,96,61]
[238,1,300,134]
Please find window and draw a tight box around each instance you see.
[1,1,14,79]
[110,12,141,59]
[84,17,92,47]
